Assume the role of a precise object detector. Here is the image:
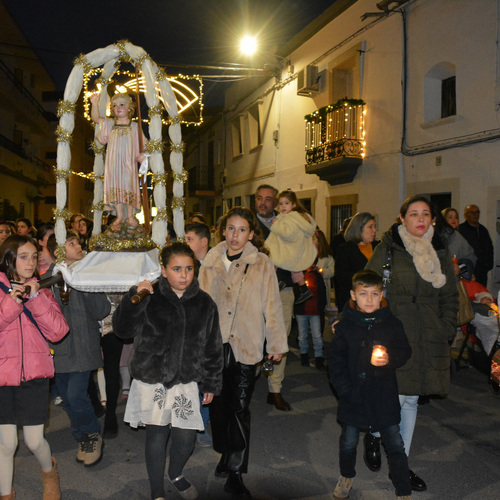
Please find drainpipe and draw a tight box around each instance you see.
[359,41,366,99]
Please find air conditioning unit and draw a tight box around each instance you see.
[297,65,319,97]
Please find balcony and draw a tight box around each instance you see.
[304,99,365,186]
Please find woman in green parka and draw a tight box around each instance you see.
[365,196,458,493]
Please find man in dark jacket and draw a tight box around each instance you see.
[458,204,493,287]
[329,270,412,500]
[255,184,293,411]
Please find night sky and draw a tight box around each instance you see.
[4,0,337,107]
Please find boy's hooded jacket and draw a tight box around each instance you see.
[329,299,411,431]
[113,276,223,396]
[0,272,69,386]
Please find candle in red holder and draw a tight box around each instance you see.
[371,345,387,366]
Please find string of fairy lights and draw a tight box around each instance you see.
[81,68,204,128]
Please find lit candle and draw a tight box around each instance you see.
[371,345,387,366]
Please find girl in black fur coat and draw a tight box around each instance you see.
[113,243,223,500]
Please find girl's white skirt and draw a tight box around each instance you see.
[124,379,203,430]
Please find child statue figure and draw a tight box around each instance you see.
[90,92,147,231]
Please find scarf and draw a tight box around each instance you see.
[397,224,446,289]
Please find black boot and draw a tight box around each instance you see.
[103,413,118,439]
[224,471,252,498]
[215,453,229,478]
[363,433,381,471]
[315,357,325,370]
[301,354,309,366]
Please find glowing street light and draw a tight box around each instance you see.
[240,35,258,56]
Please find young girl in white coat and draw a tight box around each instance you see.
[0,235,69,500]
[265,190,318,304]
[199,207,288,499]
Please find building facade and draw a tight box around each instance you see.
[187,0,500,292]
[0,1,95,226]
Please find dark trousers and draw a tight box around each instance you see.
[56,371,100,442]
[339,424,411,497]
[209,343,256,474]
[101,333,123,427]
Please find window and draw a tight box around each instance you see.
[248,101,263,150]
[235,196,241,206]
[231,115,244,158]
[329,43,362,102]
[300,197,312,214]
[330,204,353,238]
[423,62,456,123]
[441,77,456,119]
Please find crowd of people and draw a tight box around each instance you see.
[0,192,494,500]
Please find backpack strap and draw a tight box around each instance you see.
[382,245,393,290]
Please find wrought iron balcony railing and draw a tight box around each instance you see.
[304,99,365,185]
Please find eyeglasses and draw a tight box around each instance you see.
[467,210,480,215]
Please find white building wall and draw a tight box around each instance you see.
[216,0,500,290]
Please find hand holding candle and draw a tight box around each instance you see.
[371,345,388,366]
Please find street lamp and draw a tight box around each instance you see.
[239,35,258,56]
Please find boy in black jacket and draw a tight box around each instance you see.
[329,270,412,499]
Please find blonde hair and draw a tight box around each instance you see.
[110,93,135,118]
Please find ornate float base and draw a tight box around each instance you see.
[89,221,157,252]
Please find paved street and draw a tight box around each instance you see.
[10,340,500,499]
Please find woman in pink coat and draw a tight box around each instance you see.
[0,235,69,500]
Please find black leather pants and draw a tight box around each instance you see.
[209,343,256,473]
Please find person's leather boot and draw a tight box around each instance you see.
[41,457,60,500]
[266,392,291,411]
[224,471,252,498]
[301,354,309,367]
[315,357,326,370]
[214,453,229,478]
[363,433,381,471]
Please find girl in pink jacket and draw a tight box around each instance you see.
[0,235,69,500]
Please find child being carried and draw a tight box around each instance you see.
[265,189,317,304]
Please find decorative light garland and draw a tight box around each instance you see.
[53,167,70,182]
[55,245,66,264]
[154,207,170,221]
[115,40,132,64]
[151,172,169,186]
[171,197,185,210]
[55,126,72,143]
[52,207,72,220]
[89,141,106,156]
[170,141,185,153]
[73,54,92,74]
[172,169,188,183]
[304,99,365,121]
[145,140,164,154]
[57,100,77,117]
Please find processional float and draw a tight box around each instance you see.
[50,40,186,294]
